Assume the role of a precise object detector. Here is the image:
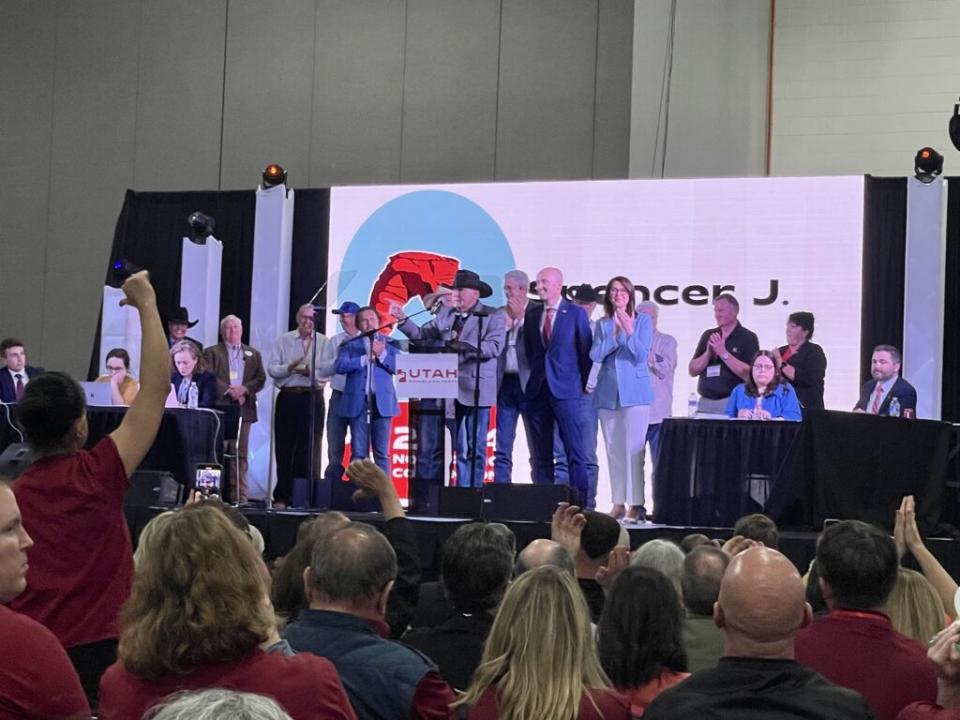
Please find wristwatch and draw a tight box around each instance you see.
[722,352,730,360]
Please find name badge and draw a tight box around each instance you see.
[229,370,239,382]
[706,365,721,378]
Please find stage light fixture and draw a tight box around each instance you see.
[262,163,287,188]
[914,147,943,184]
[950,97,960,153]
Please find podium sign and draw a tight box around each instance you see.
[396,353,458,399]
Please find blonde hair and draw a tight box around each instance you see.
[118,504,276,679]
[454,565,610,720]
[133,511,176,568]
[886,567,946,644]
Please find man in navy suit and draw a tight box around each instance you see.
[523,267,593,502]
[0,338,43,403]
[335,306,399,476]
[853,344,918,416]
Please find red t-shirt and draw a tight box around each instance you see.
[468,686,630,720]
[98,648,357,720]
[0,605,90,720]
[11,437,132,647]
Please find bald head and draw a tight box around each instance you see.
[716,547,810,655]
[535,267,563,305]
[515,539,574,576]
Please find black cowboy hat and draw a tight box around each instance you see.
[167,306,198,328]
[569,283,598,304]
[442,269,493,299]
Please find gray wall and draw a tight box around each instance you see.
[0,0,634,376]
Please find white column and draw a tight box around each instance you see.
[98,286,143,377]
[903,177,948,420]
[247,184,295,500]
[180,236,223,348]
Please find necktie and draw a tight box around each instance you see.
[543,307,555,344]
[452,314,467,340]
[14,374,24,402]
[870,383,883,414]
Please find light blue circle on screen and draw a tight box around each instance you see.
[337,190,515,324]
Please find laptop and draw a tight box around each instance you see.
[79,381,113,406]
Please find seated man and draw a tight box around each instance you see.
[796,520,936,719]
[0,478,90,719]
[853,344,917,416]
[646,547,873,720]
[0,338,43,403]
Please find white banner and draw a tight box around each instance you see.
[396,353,459,399]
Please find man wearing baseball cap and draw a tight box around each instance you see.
[324,301,362,482]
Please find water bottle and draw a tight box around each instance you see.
[687,392,698,418]
[888,396,900,418]
[187,382,199,409]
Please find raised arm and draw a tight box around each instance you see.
[108,271,170,477]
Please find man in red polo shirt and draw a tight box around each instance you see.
[796,520,937,719]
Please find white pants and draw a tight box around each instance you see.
[599,404,650,506]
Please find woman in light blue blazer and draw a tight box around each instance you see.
[589,276,654,523]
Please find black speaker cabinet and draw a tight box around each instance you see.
[481,484,572,522]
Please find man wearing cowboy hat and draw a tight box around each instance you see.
[392,269,506,487]
[165,306,202,352]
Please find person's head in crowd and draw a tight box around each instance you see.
[885,567,947,645]
[305,523,397,621]
[146,688,293,720]
[105,348,132,380]
[786,311,815,346]
[632,539,685,599]
[294,304,315,338]
[603,276,636,319]
[803,559,828,616]
[171,340,205,379]
[0,478,33,604]
[570,283,598,317]
[871,344,902,382]
[220,315,243,347]
[733,513,780,550]
[503,270,530,305]
[514,539,575,577]
[455,565,611,717]
[715,547,812,658]
[681,545,730,616]
[166,307,196,344]
[577,510,622,577]
[332,302,360,336]
[118,503,277,678]
[0,338,26,373]
[597,566,688,690]
[441,523,514,615]
[272,513,352,622]
[816,519,898,612]
[745,350,783,398]
[16,371,87,456]
[133,511,176,568]
[680,533,715,554]
[356,306,380,335]
[636,300,659,331]
[713,293,740,328]
[534,267,563,306]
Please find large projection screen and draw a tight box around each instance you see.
[327,176,865,509]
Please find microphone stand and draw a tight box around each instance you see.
[305,282,326,508]
[468,311,485,489]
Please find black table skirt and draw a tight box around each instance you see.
[655,411,955,532]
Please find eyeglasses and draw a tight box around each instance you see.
[106,365,125,372]
[752,363,775,371]
[608,287,630,295]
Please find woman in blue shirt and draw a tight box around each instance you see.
[726,350,802,421]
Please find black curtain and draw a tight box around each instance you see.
[289,189,331,334]
[942,177,960,421]
[860,176,907,386]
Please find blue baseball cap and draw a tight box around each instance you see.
[332,301,360,315]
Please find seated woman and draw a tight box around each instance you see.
[95,347,140,405]
[170,340,217,408]
[725,350,802,421]
[597,566,689,717]
[454,565,630,720]
[97,503,355,720]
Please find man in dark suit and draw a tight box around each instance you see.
[203,315,267,503]
[523,267,592,502]
[853,344,917,416]
[335,306,399,476]
[0,338,43,403]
